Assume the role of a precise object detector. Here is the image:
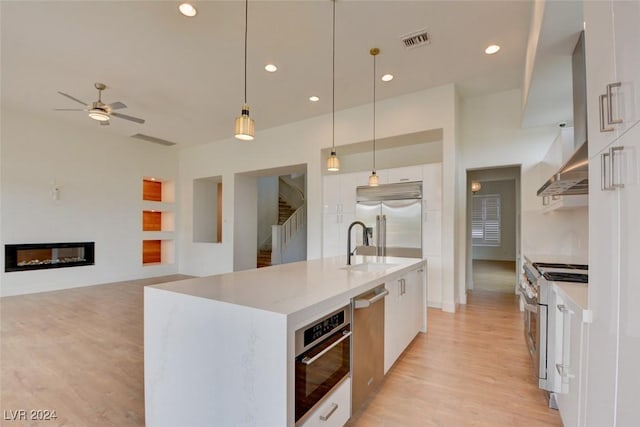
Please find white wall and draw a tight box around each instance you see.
[458,89,589,297]
[0,109,179,296]
[233,174,258,271]
[193,176,220,243]
[178,84,459,310]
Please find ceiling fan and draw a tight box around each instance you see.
[55,82,145,125]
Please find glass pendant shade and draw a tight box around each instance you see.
[234,104,255,140]
[327,151,340,171]
[368,171,379,186]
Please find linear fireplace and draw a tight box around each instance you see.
[5,242,95,272]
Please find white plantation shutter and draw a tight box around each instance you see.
[472,194,501,247]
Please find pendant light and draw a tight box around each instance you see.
[326,0,340,171]
[234,0,255,140]
[368,48,380,186]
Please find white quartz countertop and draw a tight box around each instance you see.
[554,282,588,311]
[149,256,425,317]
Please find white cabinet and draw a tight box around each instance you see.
[386,165,423,184]
[422,163,442,211]
[300,378,351,427]
[584,1,640,156]
[586,122,640,426]
[554,286,590,427]
[611,1,640,133]
[614,122,640,427]
[322,172,368,258]
[384,266,425,374]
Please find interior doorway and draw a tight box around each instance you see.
[466,166,521,294]
[233,164,307,272]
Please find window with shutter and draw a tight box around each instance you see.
[472,194,501,247]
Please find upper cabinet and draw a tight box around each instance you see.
[584,0,640,157]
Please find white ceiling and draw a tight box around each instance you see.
[1,0,534,149]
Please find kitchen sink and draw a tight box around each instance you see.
[341,263,399,273]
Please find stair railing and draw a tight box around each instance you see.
[271,204,305,265]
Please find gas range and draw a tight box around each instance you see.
[520,256,589,405]
[532,262,588,285]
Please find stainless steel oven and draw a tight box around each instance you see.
[522,263,547,383]
[294,305,351,424]
[521,257,588,408]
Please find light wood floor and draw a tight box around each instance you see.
[1,276,561,426]
[473,259,517,293]
[0,275,189,427]
[347,290,562,426]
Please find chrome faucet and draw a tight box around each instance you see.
[347,221,370,265]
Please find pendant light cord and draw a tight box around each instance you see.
[372,51,376,171]
[244,0,248,105]
[331,0,336,151]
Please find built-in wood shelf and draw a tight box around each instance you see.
[143,211,162,231]
[142,240,162,264]
[142,178,175,266]
[143,179,162,202]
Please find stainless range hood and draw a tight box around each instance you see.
[537,142,589,196]
[538,31,589,197]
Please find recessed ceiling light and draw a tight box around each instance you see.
[264,64,278,72]
[381,74,394,82]
[309,96,320,102]
[178,3,197,17]
[485,44,500,55]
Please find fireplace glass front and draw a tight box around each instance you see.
[5,242,95,272]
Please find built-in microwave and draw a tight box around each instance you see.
[294,305,351,424]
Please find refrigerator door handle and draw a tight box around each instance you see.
[375,215,381,256]
[381,215,387,257]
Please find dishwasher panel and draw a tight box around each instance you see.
[351,285,387,413]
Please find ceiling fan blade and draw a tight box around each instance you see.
[100,120,110,126]
[57,91,88,106]
[111,112,145,124]
[54,108,85,111]
[108,101,127,110]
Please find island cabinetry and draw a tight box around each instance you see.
[299,378,351,427]
[384,266,426,373]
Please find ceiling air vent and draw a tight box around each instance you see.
[401,29,431,49]
[130,133,177,147]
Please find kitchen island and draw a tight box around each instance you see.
[144,255,426,427]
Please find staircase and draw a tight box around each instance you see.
[257,197,296,268]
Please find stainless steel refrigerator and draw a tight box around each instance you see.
[355,182,422,258]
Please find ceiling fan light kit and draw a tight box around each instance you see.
[55,82,145,126]
[88,108,110,122]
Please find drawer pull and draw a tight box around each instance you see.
[319,403,338,421]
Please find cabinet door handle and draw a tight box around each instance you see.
[600,94,614,132]
[601,152,614,191]
[610,146,625,189]
[319,403,338,421]
[557,304,573,315]
[606,82,623,125]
